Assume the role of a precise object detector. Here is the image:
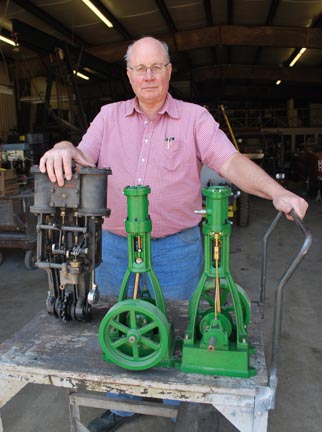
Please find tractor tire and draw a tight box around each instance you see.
[235,191,249,227]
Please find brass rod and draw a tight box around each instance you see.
[214,233,221,316]
[133,273,140,299]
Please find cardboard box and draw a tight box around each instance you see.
[0,169,19,196]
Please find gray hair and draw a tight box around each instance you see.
[124,37,170,67]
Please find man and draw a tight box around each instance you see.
[39,36,308,431]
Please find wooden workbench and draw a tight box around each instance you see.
[0,300,270,432]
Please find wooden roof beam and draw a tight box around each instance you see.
[12,0,89,47]
[192,64,322,83]
[87,25,322,63]
[174,25,322,50]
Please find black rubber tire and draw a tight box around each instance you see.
[235,191,249,227]
[24,249,36,271]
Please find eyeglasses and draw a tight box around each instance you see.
[128,63,170,75]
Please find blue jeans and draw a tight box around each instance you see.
[96,226,203,300]
[96,226,203,416]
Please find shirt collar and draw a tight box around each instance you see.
[125,93,180,119]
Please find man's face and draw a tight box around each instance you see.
[126,39,172,106]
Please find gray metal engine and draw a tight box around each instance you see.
[30,165,111,321]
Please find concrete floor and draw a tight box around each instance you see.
[0,185,322,432]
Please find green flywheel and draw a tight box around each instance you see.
[99,299,171,370]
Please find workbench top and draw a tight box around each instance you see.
[0,300,268,405]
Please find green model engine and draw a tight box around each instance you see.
[98,184,256,377]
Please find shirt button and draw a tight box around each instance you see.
[145,139,148,143]
[141,158,145,163]
[138,178,142,183]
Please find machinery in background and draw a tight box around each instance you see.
[216,106,251,227]
[0,142,32,185]
[0,190,36,270]
[214,105,265,227]
[99,185,176,370]
[290,143,322,198]
[30,165,111,321]
[0,165,36,270]
[0,133,50,269]
[0,133,51,186]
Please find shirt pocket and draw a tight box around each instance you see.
[161,138,182,171]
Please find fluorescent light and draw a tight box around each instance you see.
[276,80,281,86]
[82,0,113,28]
[73,70,90,80]
[289,47,307,67]
[0,35,17,47]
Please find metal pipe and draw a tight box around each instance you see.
[259,212,283,316]
[260,210,312,409]
[38,224,87,233]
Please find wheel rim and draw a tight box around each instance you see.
[99,299,170,370]
[25,249,36,270]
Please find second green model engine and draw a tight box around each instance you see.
[98,185,256,377]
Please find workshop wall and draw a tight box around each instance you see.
[0,64,16,141]
[0,94,16,142]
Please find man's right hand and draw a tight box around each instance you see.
[39,141,95,186]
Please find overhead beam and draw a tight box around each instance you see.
[13,0,89,47]
[192,64,322,83]
[10,20,322,87]
[195,83,322,103]
[284,12,322,68]
[85,0,133,40]
[203,0,214,26]
[227,0,234,24]
[174,25,322,50]
[87,25,322,63]
[11,19,124,80]
[265,0,280,25]
[253,0,280,64]
[155,0,177,34]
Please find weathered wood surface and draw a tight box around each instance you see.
[0,300,268,406]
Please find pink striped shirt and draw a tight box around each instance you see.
[78,93,236,238]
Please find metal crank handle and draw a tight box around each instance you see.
[260,209,312,410]
[260,210,311,308]
[272,209,312,301]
